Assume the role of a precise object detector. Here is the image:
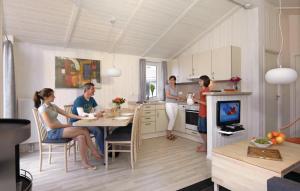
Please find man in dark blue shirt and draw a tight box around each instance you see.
[70,82,105,155]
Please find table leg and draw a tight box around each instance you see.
[103,126,107,165]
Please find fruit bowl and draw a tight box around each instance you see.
[251,138,272,148]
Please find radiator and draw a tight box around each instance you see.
[18,98,38,143]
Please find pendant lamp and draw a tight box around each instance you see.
[106,18,122,77]
[264,0,298,84]
[107,67,121,77]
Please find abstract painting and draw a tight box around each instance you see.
[55,57,101,88]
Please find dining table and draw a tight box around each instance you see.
[72,108,135,162]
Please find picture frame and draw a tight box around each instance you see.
[55,56,101,88]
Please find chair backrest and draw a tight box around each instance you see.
[32,108,47,142]
[64,104,73,124]
[131,106,141,144]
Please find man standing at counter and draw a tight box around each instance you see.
[193,75,210,152]
[70,82,105,156]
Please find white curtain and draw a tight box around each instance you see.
[161,61,168,100]
[138,59,146,102]
[3,40,17,118]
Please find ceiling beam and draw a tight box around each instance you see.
[64,1,81,47]
[109,0,145,52]
[141,0,200,57]
[168,6,240,61]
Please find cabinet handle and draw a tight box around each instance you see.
[145,123,151,125]
[157,112,159,118]
[145,117,151,120]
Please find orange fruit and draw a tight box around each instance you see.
[272,131,279,137]
[276,136,284,144]
[278,133,286,140]
[267,132,273,139]
[271,138,277,144]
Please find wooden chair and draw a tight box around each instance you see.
[105,106,140,169]
[32,108,76,172]
[63,104,73,124]
[63,104,78,157]
[64,104,97,157]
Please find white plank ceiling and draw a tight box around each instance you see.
[3,0,248,59]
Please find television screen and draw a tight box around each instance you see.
[217,100,240,126]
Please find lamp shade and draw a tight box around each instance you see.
[106,67,121,77]
[265,68,298,84]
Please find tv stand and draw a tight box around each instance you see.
[218,124,245,136]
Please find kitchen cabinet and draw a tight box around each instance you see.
[168,46,241,82]
[167,59,179,80]
[174,105,186,133]
[193,50,212,78]
[141,104,168,138]
[178,54,193,82]
[141,105,156,134]
[211,46,241,80]
[156,109,168,132]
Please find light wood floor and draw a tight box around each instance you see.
[21,137,211,191]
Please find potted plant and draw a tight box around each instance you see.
[150,83,155,97]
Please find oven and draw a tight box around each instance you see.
[185,105,199,131]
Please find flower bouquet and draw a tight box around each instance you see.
[112,97,126,109]
[230,76,241,90]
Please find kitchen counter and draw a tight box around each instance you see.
[204,91,252,96]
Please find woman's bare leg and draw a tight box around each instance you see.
[63,127,101,159]
[76,135,94,168]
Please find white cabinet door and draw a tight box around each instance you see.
[156,109,168,132]
[174,106,186,133]
[193,50,212,78]
[211,46,241,80]
[167,59,179,80]
[211,47,231,80]
[178,54,193,82]
[141,121,156,134]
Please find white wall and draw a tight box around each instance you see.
[14,43,159,112]
[264,1,300,133]
[0,0,3,117]
[169,8,260,137]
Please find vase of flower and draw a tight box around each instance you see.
[230,76,241,91]
[112,97,126,111]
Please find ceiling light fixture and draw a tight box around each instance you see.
[265,0,298,84]
[106,18,121,77]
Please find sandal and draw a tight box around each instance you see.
[83,165,97,170]
[169,134,176,140]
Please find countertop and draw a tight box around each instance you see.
[203,91,252,96]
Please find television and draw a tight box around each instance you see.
[216,100,241,127]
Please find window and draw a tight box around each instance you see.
[146,64,157,98]
[145,61,163,100]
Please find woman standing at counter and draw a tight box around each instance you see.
[193,75,210,152]
[165,75,182,140]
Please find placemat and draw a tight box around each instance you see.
[247,146,282,161]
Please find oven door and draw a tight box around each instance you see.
[185,109,198,131]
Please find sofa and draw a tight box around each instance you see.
[267,176,300,191]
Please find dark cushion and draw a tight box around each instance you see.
[43,138,72,144]
[267,177,300,191]
[112,123,132,134]
[106,132,131,142]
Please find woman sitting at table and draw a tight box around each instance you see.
[33,88,101,170]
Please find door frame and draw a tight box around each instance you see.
[290,53,300,136]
